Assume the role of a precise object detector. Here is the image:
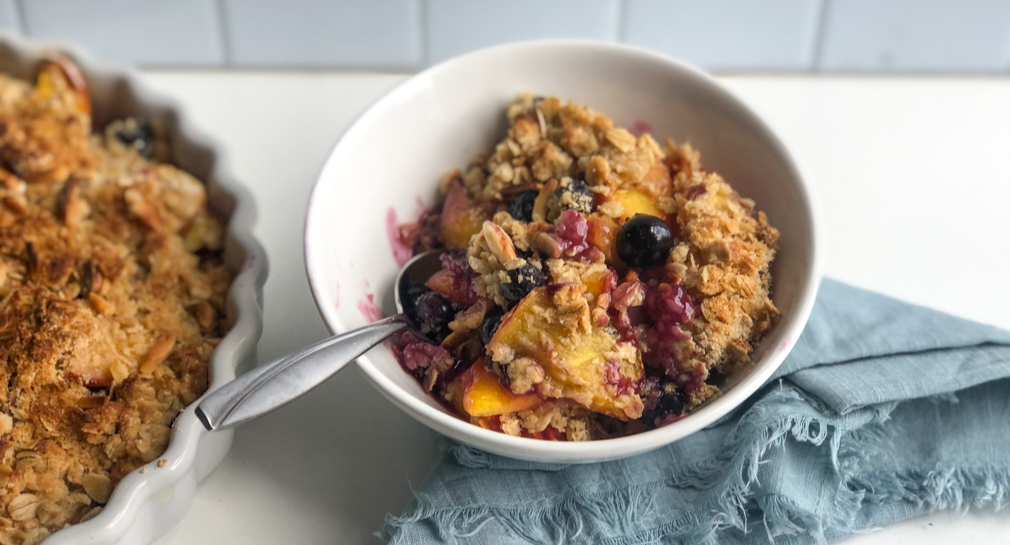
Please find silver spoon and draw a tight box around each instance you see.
[196,250,444,431]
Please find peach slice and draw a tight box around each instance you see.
[604,189,665,220]
[582,267,616,299]
[586,215,621,265]
[439,181,487,249]
[460,360,539,417]
[488,287,643,420]
[36,54,91,115]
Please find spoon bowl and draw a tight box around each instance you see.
[196,250,442,431]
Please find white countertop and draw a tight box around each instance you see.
[136,72,1010,544]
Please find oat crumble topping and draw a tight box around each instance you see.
[397,93,779,441]
[0,57,231,543]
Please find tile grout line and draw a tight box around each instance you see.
[419,0,429,70]
[615,0,628,42]
[810,0,832,73]
[214,0,233,67]
[12,0,28,35]
[1004,12,1010,73]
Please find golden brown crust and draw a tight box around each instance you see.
[0,69,230,543]
[666,145,779,389]
[413,93,778,441]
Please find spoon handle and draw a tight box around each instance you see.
[196,314,409,431]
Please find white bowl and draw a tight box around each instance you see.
[305,40,819,463]
[0,36,268,544]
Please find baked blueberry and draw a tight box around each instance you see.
[508,191,537,222]
[642,382,685,425]
[480,308,504,345]
[552,178,594,215]
[413,291,453,335]
[501,263,545,306]
[617,214,674,267]
[113,118,155,158]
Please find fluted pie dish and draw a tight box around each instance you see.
[0,37,266,545]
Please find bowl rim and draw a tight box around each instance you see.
[0,34,269,543]
[304,39,821,462]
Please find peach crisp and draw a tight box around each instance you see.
[395,94,779,441]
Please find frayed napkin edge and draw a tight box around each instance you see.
[381,386,1010,545]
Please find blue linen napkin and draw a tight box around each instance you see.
[382,279,1010,544]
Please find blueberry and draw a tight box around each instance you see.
[642,382,685,425]
[617,214,674,267]
[114,118,155,158]
[480,308,504,345]
[655,387,685,415]
[414,291,453,335]
[706,368,727,385]
[508,191,537,222]
[552,178,594,215]
[500,263,545,306]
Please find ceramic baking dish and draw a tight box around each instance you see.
[0,35,268,544]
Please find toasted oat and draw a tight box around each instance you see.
[0,68,231,543]
[7,494,39,522]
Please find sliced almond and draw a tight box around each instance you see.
[529,231,562,259]
[140,333,175,374]
[79,506,102,523]
[531,178,557,222]
[58,177,89,228]
[88,293,113,316]
[481,221,517,263]
[0,170,18,191]
[2,195,26,215]
[194,301,214,329]
[109,359,130,383]
[82,473,113,503]
[422,369,438,392]
[124,188,164,231]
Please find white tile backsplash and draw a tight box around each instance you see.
[20,0,224,66]
[623,0,824,71]
[425,0,620,65]
[4,0,1010,72]
[222,0,422,68]
[818,0,1010,72]
[0,0,21,35]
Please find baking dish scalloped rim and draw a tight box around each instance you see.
[0,34,269,545]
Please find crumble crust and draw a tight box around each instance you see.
[0,61,230,543]
[400,93,778,441]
